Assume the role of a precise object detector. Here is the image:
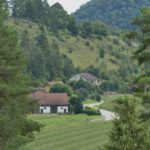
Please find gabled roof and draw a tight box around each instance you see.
[79,73,99,81]
[32,91,69,106]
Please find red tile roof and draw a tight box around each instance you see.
[32,91,69,106]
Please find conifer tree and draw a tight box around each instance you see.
[131,8,150,122]
[101,96,150,150]
[0,1,41,149]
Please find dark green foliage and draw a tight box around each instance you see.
[0,1,41,149]
[70,80,91,91]
[11,0,69,32]
[80,20,107,38]
[51,2,64,9]
[20,29,76,82]
[82,109,99,116]
[95,94,101,102]
[80,21,94,38]
[132,8,150,65]
[49,3,69,32]
[85,65,101,78]
[11,0,108,38]
[61,54,76,79]
[101,81,119,92]
[99,48,105,58]
[85,41,90,46]
[50,84,72,96]
[75,88,89,98]
[67,16,79,35]
[69,96,83,114]
[102,96,150,150]
[74,0,150,29]
[131,8,150,122]
[12,0,49,24]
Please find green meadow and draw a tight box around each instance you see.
[23,115,112,150]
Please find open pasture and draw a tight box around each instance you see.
[23,114,112,150]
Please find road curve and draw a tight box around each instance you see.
[83,101,117,121]
[100,109,116,121]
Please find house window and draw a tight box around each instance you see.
[61,107,64,109]
[44,107,47,109]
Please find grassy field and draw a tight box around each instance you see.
[22,115,112,150]
[99,94,123,111]
[100,94,143,112]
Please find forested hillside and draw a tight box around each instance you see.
[74,0,150,29]
[8,0,141,92]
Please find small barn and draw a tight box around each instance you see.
[32,91,69,114]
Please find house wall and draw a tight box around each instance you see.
[92,80,102,86]
[57,106,68,113]
[70,75,102,86]
[40,106,68,114]
[70,75,81,82]
[70,75,87,82]
[40,106,51,114]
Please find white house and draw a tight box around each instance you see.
[70,73,102,86]
[32,91,69,114]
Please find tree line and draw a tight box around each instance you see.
[74,0,150,30]
[10,0,108,38]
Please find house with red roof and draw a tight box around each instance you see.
[32,91,69,114]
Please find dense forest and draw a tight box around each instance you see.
[74,0,150,29]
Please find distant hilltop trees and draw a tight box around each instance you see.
[74,0,150,29]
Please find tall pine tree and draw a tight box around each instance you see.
[0,1,41,150]
[101,96,149,150]
[132,8,150,122]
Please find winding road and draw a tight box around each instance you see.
[83,101,116,121]
[99,109,116,121]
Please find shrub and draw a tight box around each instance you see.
[82,109,100,116]
[68,47,74,53]
[113,38,119,45]
[96,94,101,102]
[69,96,83,114]
[85,41,90,46]
[28,24,32,28]
[50,84,72,96]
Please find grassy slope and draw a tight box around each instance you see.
[9,18,137,70]
[100,94,124,111]
[22,115,112,150]
[83,99,98,104]
[100,94,144,112]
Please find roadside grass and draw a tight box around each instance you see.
[22,114,112,150]
[83,99,98,104]
[99,94,143,112]
[99,94,123,112]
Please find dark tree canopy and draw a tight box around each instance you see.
[0,0,41,149]
[74,0,150,29]
[101,96,150,150]
[131,8,150,122]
